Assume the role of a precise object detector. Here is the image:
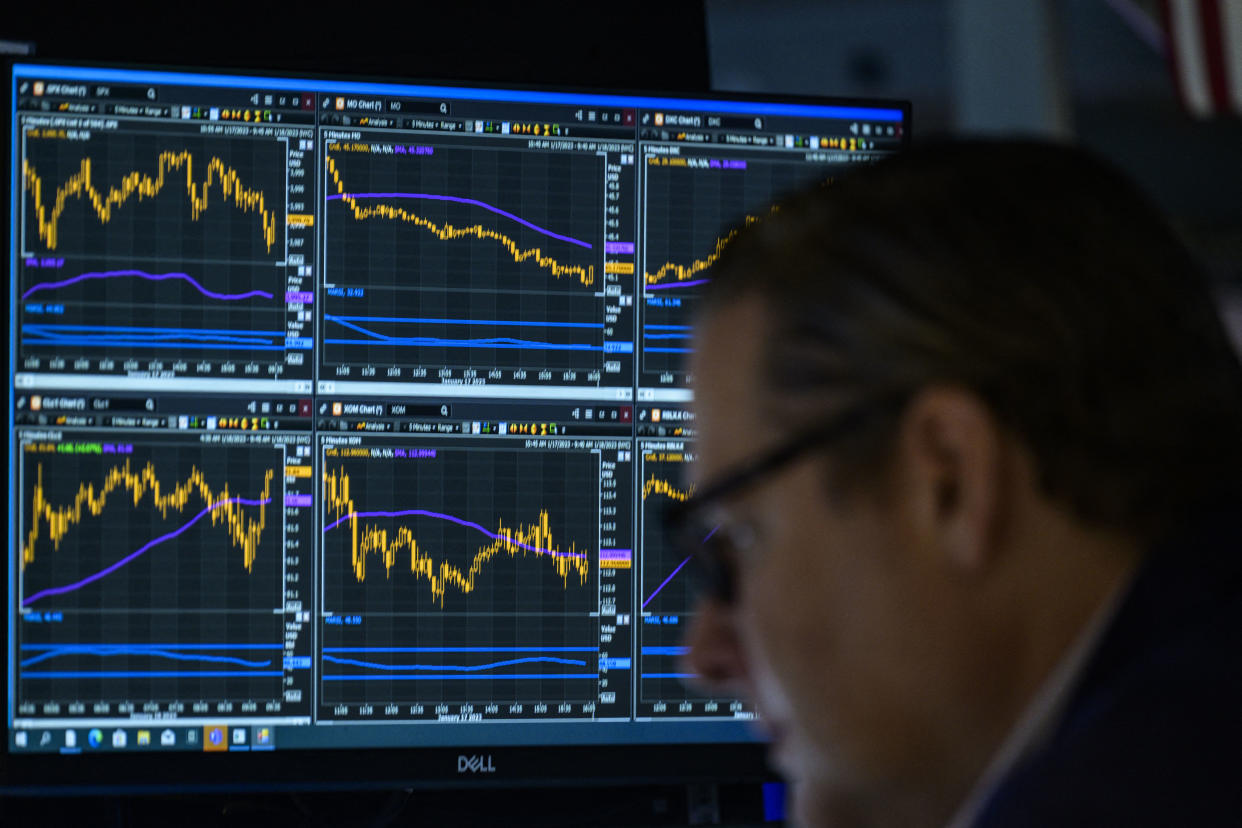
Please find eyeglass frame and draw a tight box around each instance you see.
[662,391,911,605]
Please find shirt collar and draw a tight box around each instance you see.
[944,569,1134,828]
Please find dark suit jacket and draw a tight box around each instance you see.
[974,517,1242,825]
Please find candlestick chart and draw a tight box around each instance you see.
[16,435,291,711]
[17,128,291,367]
[638,446,695,618]
[318,442,608,714]
[320,139,618,382]
[640,153,838,386]
[636,443,750,719]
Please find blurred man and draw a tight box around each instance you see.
[677,142,1242,827]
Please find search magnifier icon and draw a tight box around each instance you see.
[439,102,448,115]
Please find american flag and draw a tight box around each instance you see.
[1161,0,1242,117]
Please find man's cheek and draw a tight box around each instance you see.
[740,622,797,720]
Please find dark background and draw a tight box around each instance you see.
[4,2,1239,825]
[0,3,711,92]
[6,0,1236,315]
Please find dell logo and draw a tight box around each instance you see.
[457,754,496,773]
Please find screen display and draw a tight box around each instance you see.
[6,62,906,773]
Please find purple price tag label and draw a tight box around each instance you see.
[604,241,635,255]
[285,291,314,304]
[284,494,313,507]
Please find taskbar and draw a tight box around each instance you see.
[8,716,755,755]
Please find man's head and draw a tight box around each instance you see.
[682,141,1242,825]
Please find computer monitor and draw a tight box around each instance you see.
[4,60,909,793]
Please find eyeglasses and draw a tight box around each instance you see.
[663,393,908,605]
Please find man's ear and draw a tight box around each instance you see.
[895,387,1005,573]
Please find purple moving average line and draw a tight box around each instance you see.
[323,509,587,559]
[21,496,271,606]
[646,278,710,291]
[21,270,274,302]
[326,192,592,250]
[642,556,692,609]
[641,526,719,609]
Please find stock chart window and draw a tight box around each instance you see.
[6,63,906,768]
[640,129,859,394]
[16,88,314,388]
[317,433,633,723]
[319,116,636,393]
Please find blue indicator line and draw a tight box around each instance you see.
[20,324,286,336]
[642,646,689,656]
[326,314,603,330]
[323,673,596,681]
[21,643,283,650]
[322,646,597,653]
[26,335,279,347]
[22,671,283,679]
[21,646,272,669]
[22,324,284,350]
[643,324,692,331]
[642,334,691,341]
[22,330,276,342]
[24,340,286,351]
[324,316,614,352]
[325,338,609,352]
[323,655,587,672]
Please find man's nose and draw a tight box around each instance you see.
[681,598,748,695]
